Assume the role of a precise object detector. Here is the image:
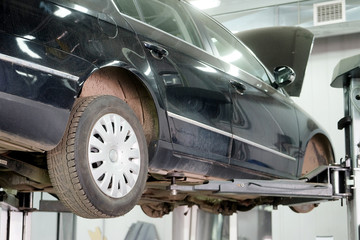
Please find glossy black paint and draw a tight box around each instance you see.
[229,80,299,177]
[0,31,91,150]
[129,20,232,164]
[0,0,331,180]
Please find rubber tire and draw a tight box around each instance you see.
[47,95,148,218]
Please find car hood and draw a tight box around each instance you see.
[235,27,314,97]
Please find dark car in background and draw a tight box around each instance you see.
[0,0,334,218]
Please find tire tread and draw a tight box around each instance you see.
[47,96,110,218]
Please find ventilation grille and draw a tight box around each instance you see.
[314,0,346,26]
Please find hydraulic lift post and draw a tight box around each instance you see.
[332,54,360,240]
[344,77,360,240]
[0,192,32,240]
[342,77,360,240]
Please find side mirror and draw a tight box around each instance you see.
[273,66,296,88]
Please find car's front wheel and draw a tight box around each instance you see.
[47,95,148,218]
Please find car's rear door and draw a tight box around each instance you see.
[115,0,232,167]
[196,14,300,178]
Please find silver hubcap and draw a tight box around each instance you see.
[88,113,141,198]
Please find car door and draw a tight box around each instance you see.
[197,14,300,178]
[115,0,232,166]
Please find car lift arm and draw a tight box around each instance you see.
[170,165,350,207]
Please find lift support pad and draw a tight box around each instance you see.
[172,179,335,199]
[170,165,350,206]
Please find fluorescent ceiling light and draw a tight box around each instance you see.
[190,0,221,10]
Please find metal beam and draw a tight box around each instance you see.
[170,165,349,206]
[0,155,50,184]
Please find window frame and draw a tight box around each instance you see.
[189,8,277,87]
[117,0,205,50]
[113,0,141,20]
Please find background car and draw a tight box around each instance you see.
[0,0,334,218]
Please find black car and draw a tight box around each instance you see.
[0,0,334,218]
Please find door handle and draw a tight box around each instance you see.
[230,80,246,95]
[144,41,169,60]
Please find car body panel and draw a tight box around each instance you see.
[0,0,172,151]
[120,6,233,175]
[293,104,334,176]
[0,30,91,151]
[191,9,301,178]
[229,79,299,178]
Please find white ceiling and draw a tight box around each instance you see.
[200,0,304,16]
[188,0,360,38]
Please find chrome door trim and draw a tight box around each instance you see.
[167,111,297,161]
[0,53,79,81]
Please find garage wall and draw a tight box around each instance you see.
[272,32,360,240]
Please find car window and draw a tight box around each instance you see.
[113,0,141,20]
[201,17,271,84]
[134,0,203,49]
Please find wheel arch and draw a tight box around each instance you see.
[78,65,162,147]
[300,132,335,176]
